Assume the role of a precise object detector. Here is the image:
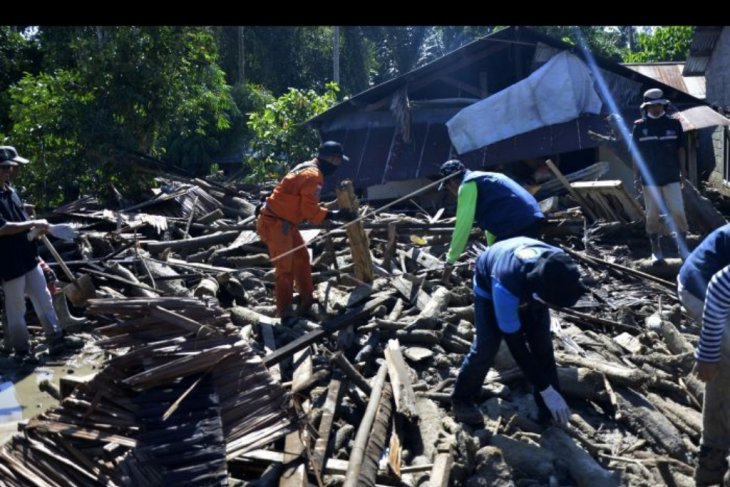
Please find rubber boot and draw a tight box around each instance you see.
[695,445,729,486]
[674,232,690,260]
[648,233,665,264]
[298,295,315,317]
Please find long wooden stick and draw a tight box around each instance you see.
[343,363,389,487]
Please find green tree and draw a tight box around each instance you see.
[8,26,235,207]
[244,82,339,182]
[535,26,626,61]
[0,26,41,135]
[623,26,694,62]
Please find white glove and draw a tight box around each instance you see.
[539,385,570,425]
[26,219,48,241]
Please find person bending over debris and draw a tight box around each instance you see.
[631,88,689,263]
[678,223,730,486]
[256,141,355,323]
[438,159,544,284]
[0,146,66,360]
[451,237,588,426]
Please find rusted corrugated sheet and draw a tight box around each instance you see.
[623,63,706,100]
[676,105,730,131]
[684,26,724,76]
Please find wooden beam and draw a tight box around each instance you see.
[336,180,374,283]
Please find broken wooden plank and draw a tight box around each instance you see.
[312,378,343,476]
[384,339,419,420]
[571,180,644,223]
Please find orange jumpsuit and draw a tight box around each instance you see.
[256,160,329,317]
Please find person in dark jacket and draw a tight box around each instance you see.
[632,88,688,262]
[438,160,544,284]
[451,237,587,426]
[678,223,730,486]
[0,146,64,358]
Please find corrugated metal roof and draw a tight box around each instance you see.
[623,62,705,99]
[675,106,730,131]
[684,26,723,76]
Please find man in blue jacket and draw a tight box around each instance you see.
[438,160,544,284]
[678,223,730,486]
[451,237,587,426]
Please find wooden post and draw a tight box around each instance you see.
[336,180,374,283]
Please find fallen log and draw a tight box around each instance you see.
[540,427,621,487]
[614,387,687,461]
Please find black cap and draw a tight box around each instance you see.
[527,252,588,308]
[318,141,349,162]
[438,159,466,191]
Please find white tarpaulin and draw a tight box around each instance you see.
[446,51,603,154]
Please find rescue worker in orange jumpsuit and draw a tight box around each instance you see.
[256,141,355,322]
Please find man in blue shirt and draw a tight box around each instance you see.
[438,160,545,284]
[678,223,730,486]
[451,237,587,426]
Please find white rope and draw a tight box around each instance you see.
[269,171,461,264]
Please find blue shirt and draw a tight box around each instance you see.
[474,237,561,333]
[679,223,730,301]
[462,171,544,239]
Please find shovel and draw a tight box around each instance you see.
[39,235,96,306]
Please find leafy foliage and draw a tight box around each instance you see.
[7,26,235,206]
[244,82,339,182]
[623,26,694,63]
[0,27,41,134]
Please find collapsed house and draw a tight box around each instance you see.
[308,26,730,205]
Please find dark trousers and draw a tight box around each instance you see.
[452,294,558,414]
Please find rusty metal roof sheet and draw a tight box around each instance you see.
[623,62,705,100]
[675,105,730,131]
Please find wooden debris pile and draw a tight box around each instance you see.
[0,297,295,486]
[0,173,721,486]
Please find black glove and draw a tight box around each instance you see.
[325,209,357,222]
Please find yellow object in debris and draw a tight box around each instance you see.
[410,235,427,246]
